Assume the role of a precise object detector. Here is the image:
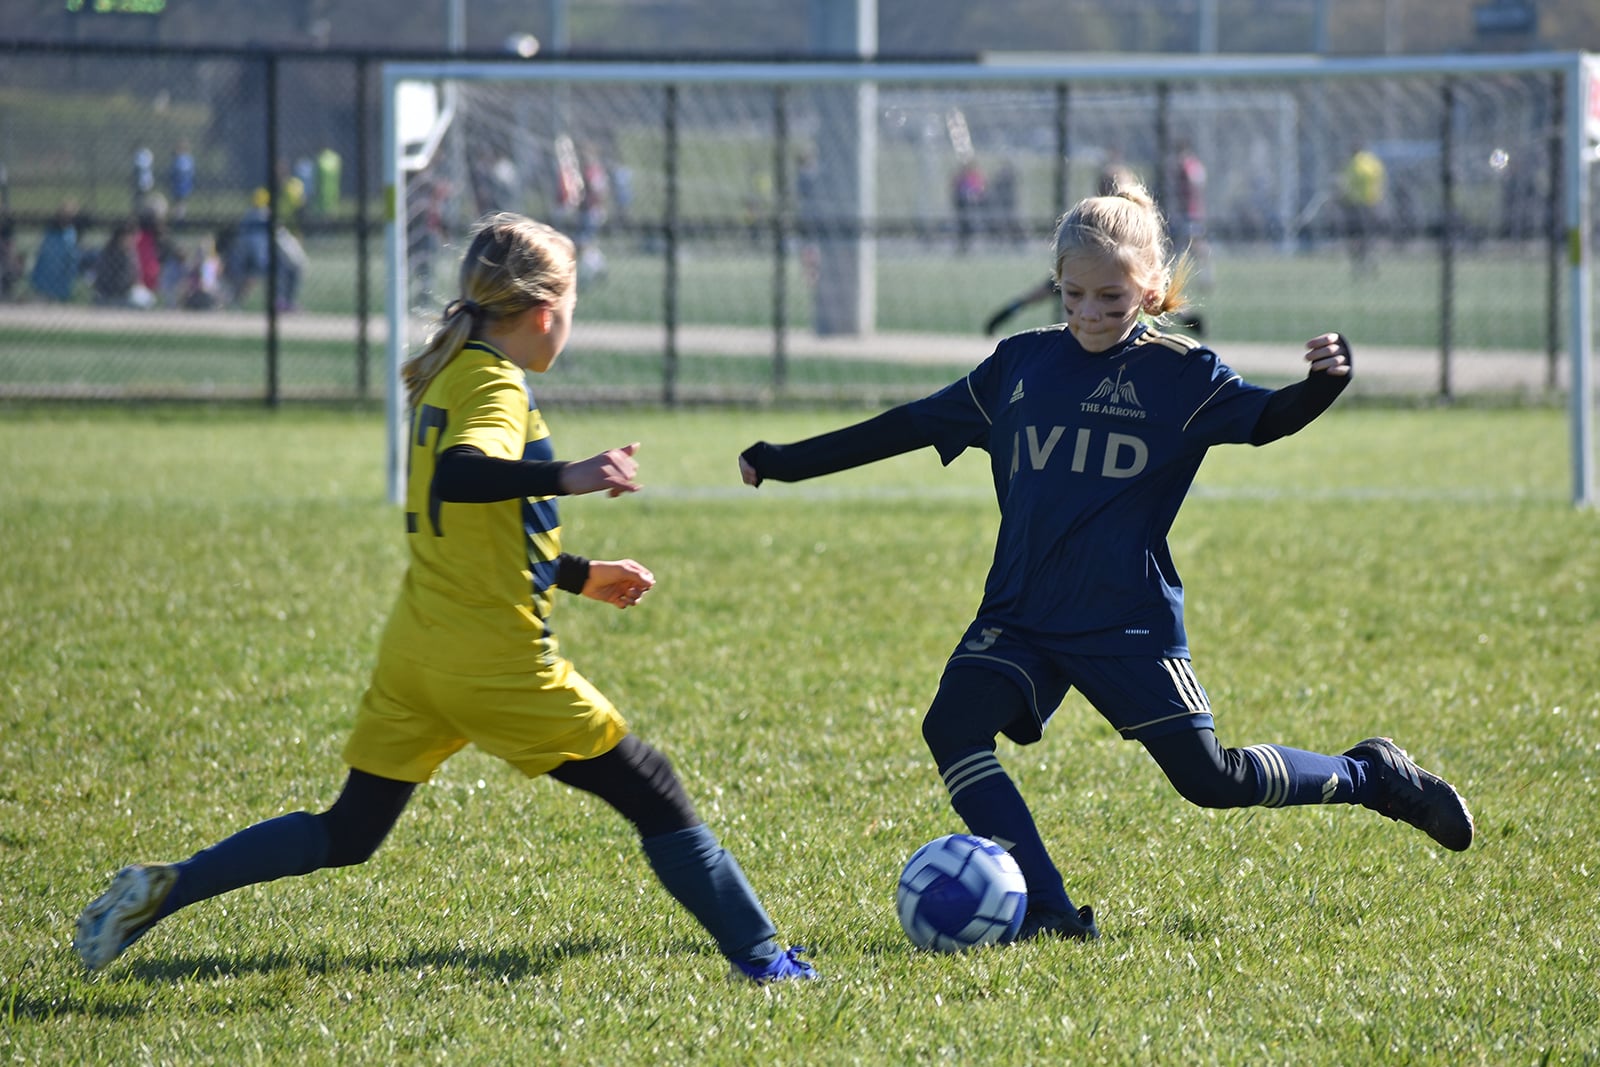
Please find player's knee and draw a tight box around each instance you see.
[921,706,985,765]
[314,807,388,868]
[627,742,699,835]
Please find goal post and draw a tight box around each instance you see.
[1566,54,1597,507]
[381,53,1596,506]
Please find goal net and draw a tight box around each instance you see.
[383,54,1597,502]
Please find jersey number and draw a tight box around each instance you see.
[407,403,449,537]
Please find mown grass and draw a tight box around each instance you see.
[2,403,1597,1065]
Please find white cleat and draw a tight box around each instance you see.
[74,863,178,971]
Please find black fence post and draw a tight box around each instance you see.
[1545,70,1564,391]
[1440,77,1456,403]
[264,52,280,407]
[1053,82,1070,217]
[662,84,679,407]
[772,85,790,394]
[356,55,372,400]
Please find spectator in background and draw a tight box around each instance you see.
[273,223,308,312]
[952,157,986,253]
[131,147,155,213]
[1170,140,1211,334]
[92,220,149,307]
[169,139,196,221]
[610,158,634,234]
[315,146,342,218]
[990,161,1022,245]
[180,234,225,311]
[134,197,186,307]
[277,160,307,236]
[794,147,823,286]
[226,185,310,312]
[576,144,610,284]
[227,188,273,306]
[1340,143,1386,273]
[0,216,24,300]
[31,201,82,302]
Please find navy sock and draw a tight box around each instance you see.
[939,748,1074,915]
[641,823,780,966]
[157,811,329,921]
[1242,745,1367,807]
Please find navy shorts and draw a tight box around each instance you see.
[944,622,1214,744]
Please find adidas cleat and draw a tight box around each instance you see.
[1346,737,1474,851]
[74,863,178,971]
[729,945,818,984]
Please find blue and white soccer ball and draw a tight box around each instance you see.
[896,833,1028,952]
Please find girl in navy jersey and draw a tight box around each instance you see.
[740,181,1472,942]
[76,213,815,984]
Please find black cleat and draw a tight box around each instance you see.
[1345,737,1474,851]
[1012,904,1099,943]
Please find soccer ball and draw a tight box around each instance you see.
[896,833,1028,952]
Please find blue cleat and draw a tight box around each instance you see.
[74,863,178,971]
[729,945,818,984]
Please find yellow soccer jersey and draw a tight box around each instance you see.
[382,340,565,674]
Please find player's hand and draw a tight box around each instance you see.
[582,558,654,609]
[560,442,642,497]
[738,444,771,488]
[1304,333,1352,377]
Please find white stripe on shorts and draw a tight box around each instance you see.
[1160,657,1211,714]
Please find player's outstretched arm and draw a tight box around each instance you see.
[559,442,642,497]
[581,558,655,609]
[435,443,639,501]
[1249,333,1354,446]
[739,405,936,488]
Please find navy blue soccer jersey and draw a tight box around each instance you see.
[904,323,1273,657]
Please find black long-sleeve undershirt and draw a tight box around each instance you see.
[432,446,590,593]
[1248,364,1351,445]
[434,446,569,502]
[741,406,935,486]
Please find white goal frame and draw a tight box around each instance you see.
[382,53,1596,507]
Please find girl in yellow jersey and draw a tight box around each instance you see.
[75,213,816,984]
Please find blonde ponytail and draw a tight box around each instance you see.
[401,213,577,409]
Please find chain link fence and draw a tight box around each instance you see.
[1,44,1594,404]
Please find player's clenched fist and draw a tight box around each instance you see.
[582,558,655,609]
[1304,333,1353,376]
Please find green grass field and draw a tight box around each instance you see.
[3,404,1597,1065]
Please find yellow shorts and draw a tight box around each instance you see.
[343,653,629,783]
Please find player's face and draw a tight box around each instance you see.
[525,286,577,374]
[1057,255,1149,353]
